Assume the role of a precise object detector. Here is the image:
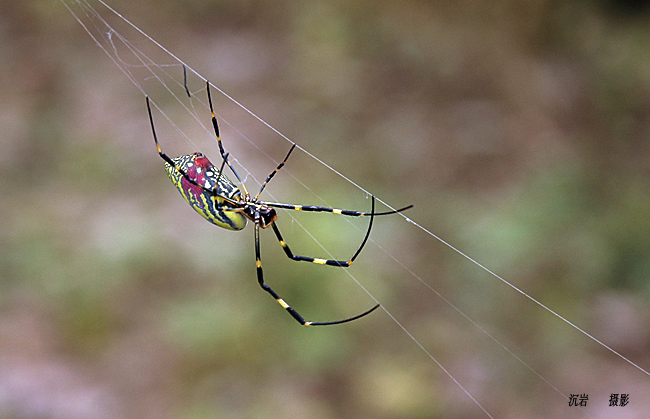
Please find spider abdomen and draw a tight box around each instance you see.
[164,153,247,231]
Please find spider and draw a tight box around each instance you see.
[146,81,412,326]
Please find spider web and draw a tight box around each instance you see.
[60,1,650,418]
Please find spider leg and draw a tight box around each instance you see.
[182,64,191,98]
[213,151,229,192]
[206,81,250,199]
[254,221,379,326]
[147,97,211,192]
[271,196,376,267]
[147,97,241,206]
[265,201,413,216]
[254,143,296,201]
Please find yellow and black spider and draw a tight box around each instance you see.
[146,82,412,326]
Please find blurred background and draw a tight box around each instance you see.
[1,0,650,418]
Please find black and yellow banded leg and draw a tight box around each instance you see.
[275,196,375,266]
[254,222,379,326]
[148,97,220,195]
[147,97,190,179]
[265,201,413,217]
[147,97,241,206]
[254,143,296,201]
[271,196,377,268]
[270,195,376,267]
[206,81,250,199]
